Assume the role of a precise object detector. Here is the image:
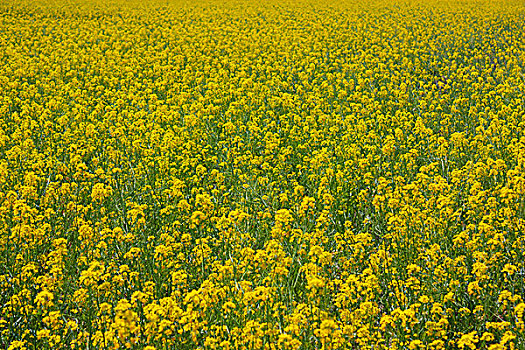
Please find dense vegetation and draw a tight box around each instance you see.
[1,0,525,349]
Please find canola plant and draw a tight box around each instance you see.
[1,0,525,349]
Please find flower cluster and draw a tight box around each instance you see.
[1,0,525,349]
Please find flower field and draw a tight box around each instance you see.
[1,0,525,349]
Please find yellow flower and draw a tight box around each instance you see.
[7,341,27,350]
[222,301,236,313]
[502,263,517,275]
[35,290,54,308]
[418,295,430,303]
[457,331,479,349]
[91,183,112,202]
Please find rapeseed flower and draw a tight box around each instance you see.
[2,0,525,349]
